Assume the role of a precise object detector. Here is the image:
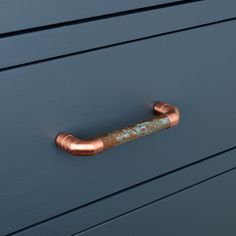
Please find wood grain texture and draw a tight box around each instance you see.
[0,21,236,235]
[0,0,235,70]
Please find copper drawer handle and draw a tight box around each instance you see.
[56,102,180,156]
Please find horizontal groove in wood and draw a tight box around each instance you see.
[1,19,236,235]
[74,169,236,236]
[8,148,236,236]
[0,0,187,35]
[0,0,235,71]
[0,0,201,38]
[0,18,235,74]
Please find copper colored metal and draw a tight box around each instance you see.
[153,102,180,127]
[56,102,180,156]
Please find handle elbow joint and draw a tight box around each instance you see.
[56,133,104,156]
[154,102,180,127]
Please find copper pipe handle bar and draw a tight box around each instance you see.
[56,102,180,156]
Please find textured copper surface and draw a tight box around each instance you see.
[56,102,180,156]
[100,114,170,150]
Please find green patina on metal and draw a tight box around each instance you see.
[114,116,170,144]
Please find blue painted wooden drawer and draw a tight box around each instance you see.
[17,147,236,235]
[0,0,179,35]
[0,0,235,71]
[75,169,236,236]
[1,18,236,235]
[1,1,236,235]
